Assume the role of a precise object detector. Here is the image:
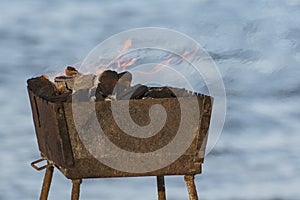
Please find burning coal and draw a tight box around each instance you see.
[27,66,198,102]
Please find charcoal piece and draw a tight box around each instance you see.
[65,66,81,77]
[169,88,185,97]
[27,75,58,99]
[55,76,74,93]
[95,86,105,101]
[105,94,116,101]
[118,71,132,83]
[115,71,132,93]
[55,74,95,93]
[55,83,70,94]
[117,84,148,100]
[48,92,72,102]
[145,87,175,98]
[95,91,105,101]
[95,93,105,101]
[72,89,90,102]
[131,85,148,99]
[168,87,194,97]
[74,74,95,90]
[98,70,119,96]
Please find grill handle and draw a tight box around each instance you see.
[31,158,54,171]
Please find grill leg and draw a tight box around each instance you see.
[40,165,54,200]
[184,175,198,200]
[156,176,166,200]
[71,179,82,200]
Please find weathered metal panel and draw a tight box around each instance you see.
[28,88,74,167]
[28,87,212,179]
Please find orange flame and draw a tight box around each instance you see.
[122,58,137,67]
[137,57,175,76]
[122,39,132,52]
[68,40,200,76]
[115,39,137,71]
[180,46,200,61]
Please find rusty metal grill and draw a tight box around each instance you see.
[28,83,213,200]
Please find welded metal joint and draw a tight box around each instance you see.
[31,158,54,171]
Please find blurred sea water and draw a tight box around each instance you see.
[0,0,300,199]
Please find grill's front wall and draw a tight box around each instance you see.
[28,89,74,168]
[28,87,212,179]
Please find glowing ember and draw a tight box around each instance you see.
[65,66,81,77]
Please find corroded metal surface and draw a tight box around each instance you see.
[71,179,82,200]
[157,176,166,200]
[40,165,54,200]
[28,86,212,179]
[184,175,198,200]
[28,89,74,168]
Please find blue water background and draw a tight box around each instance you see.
[0,0,300,199]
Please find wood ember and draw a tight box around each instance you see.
[54,66,80,93]
[74,74,95,90]
[167,87,196,97]
[97,70,119,97]
[65,66,81,77]
[95,86,105,101]
[72,89,90,102]
[144,87,175,98]
[131,85,148,99]
[27,75,58,99]
[55,74,95,94]
[28,66,201,102]
[115,71,132,94]
[54,76,74,93]
[48,92,72,102]
[118,71,132,87]
[116,84,148,100]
